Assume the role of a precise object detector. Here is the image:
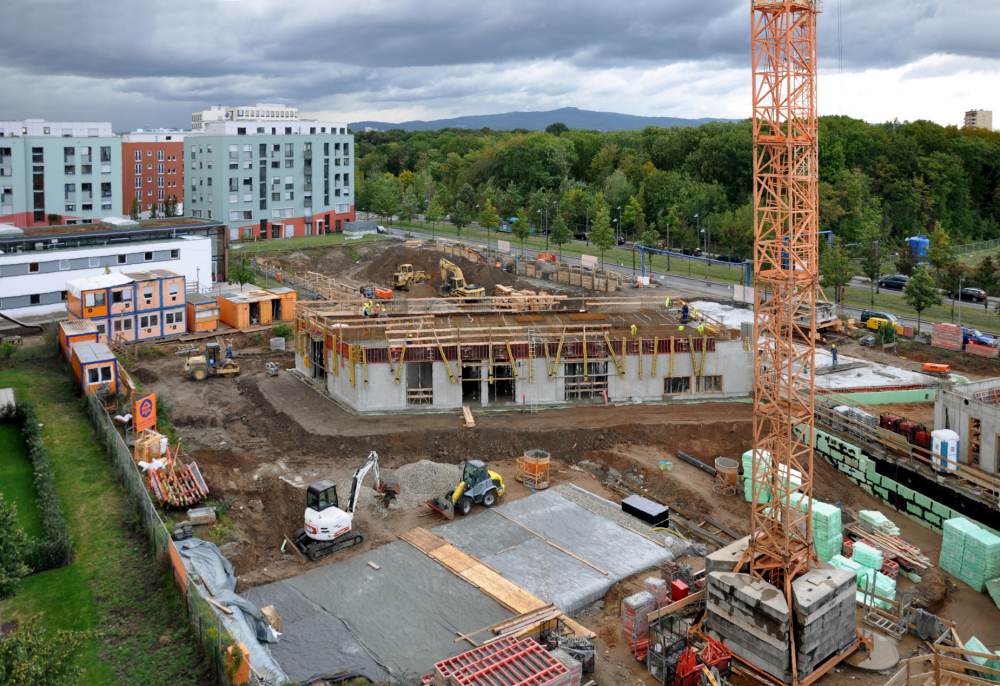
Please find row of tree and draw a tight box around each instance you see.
[130,195,180,221]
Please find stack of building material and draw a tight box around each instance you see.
[645,578,669,608]
[988,578,1000,610]
[932,323,964,351]
[852,541,884,571]
[859,511,900,536]
[844,407,877,431]
[959,527,1000,593]
[791,569,858,678]
[940,517,981,577]
[431,637,572,686]
[962,636,1000,681]
[549,649,583,686]
[812,501,843,562]
[741,449,772,504]
[623,591,655,644]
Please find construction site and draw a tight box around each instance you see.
[84,2,1000,686]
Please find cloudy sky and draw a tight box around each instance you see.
[1,0,997,131]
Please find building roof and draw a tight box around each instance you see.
[186,292,217,305]
[66,273,134,298]
[266,287,295,295]
[123,269,183,281]
[60,319,99,335]
[73,342,115,365]
[19,217,216,239]
[220,289,279,304]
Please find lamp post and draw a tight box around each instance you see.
[613,218,620,264]
[666,223,671,271]
[585,206,589,246]
[694,213,700,253]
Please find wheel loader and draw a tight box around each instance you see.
[392,264,429,290]
[426,460,504,519]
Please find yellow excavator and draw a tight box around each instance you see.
[438,259,485,298]
[392,264,429,290]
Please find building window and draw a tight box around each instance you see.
[664,377,691,394]
[61,291,67,301]
[144,252,153,262]
[101,146,111,162]
[170,249,179,259]
[237,127,246,135]
[157,150,164,161]
[696,375,723,393]
[118,255,127,264]
[84,292,106,307]
[134,150,141,161]
[30,294,40,305]
[29,263,40,273]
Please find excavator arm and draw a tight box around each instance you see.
[344,451,400,514]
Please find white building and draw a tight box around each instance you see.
[191,104,299,131]
[964,109,993,131]
[191,106,227,131]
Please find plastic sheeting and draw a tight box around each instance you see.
[175,539,287,684]
[437,509,537,558]
[281,540,513,677]
[243,582,389,684]
[489,537,610,613]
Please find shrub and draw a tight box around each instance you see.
[0,402,73,572]
[272,323,292,340]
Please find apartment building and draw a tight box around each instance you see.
[0,119,122,228]
[184,120,355,240]
[964,109,993,131]
[191,106,227,131]
[120,129,188,218]
[191,104,298,131]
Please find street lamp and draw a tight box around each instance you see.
[613,218,620,264]
[694,213,700,253]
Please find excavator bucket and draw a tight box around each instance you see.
[425,495,455,520]
[379,479,401,496]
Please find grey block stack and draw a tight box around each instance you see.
[705,572,792,684]
[791,569,858,677]
[705,536,755,575]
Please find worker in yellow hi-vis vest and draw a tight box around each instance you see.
[631,324,637,337]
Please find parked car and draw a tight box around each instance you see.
[716,253,743,263]
[950,287,987,303]
[962,327,997,347]
[680,247,702,257]
[616,236,626,246]
[859,309,899,325]
[376,225,389,234]
[573,231,589,241]
[878,274,909,290]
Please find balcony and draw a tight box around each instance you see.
[304,150,312,160]
[304,183,312,192]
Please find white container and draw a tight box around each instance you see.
[270,337,286,350]
[931,429,960,473]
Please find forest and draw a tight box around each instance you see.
[353,117,1000,291]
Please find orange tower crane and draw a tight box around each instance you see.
[744,0,820,635]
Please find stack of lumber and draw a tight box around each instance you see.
[147,444,209,507]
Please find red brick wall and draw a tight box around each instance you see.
[121,141,185,215]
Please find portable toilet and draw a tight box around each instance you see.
[71,342,118,395]
[931,429,960,473]
[907,235,929,259]
[265,287,298,322]
[185,292,219,333]
[58,319,99,361]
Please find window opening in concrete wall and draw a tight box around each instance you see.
[488,364,516,403]
[664,376,691,394]
[310,337,326,380]
[969,417,981,467]
[462,364,481,402]
[696,375,723,393]
[407,361,433,405]
[564,361,608,400]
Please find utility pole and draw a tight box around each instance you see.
[585,206,589,246]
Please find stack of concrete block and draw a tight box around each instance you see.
[851,541,884,571]
[812,501,843,562]
[706,536,754,575]
[940,517,981,578]
[742,449,773,504]
[791,569,858,677]
[623,591,655,643]
[645,578,669,607]
[550,649,582,686]
[705,572,793,684]
[960,527,1000,593]
[859,510,900,536]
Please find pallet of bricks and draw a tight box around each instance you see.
[424,636,581,686]
[940,516,1000,593]
[847,510,932,579]
[623,591,655,661]
[932,322,963,351]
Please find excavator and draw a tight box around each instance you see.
[438,259,485,299]
[392,264,429,290]
[291,451,399,561]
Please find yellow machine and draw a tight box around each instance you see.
[392,264,429,290]
[426,460,504,519]
[184,341,239,380]
[438,259,485,298]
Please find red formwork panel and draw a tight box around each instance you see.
[435,638,571,686]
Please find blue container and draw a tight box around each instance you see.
[908,235,929,258]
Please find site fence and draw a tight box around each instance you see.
[85,394,263,686]
[954,237,1000,257]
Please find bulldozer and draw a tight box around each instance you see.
[426,460,504,519]
[438,259,485,299]
[392,264,429,290]
[184,341,239,380]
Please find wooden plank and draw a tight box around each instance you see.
[647,590,705,623]
[284,534,306,566]
[429,544,481,574]
[463,405,476,428]
[199,573,215,596]
[561,616,596,639]
[461,564,545,614]
[206,597,234,615]
[399,527,449,553]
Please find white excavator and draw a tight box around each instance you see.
[291,451,399,561]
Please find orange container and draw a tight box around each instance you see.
[218,290,277,329]
[71,342,118,394]
[264,287,298,322]
[923,363,950,374]
[185,293,219,333]
[58,319,99,361]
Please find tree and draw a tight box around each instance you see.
[973,253,999,296]
[926,223,955,287]
[895,245,920,276]
[550,213,571,263]
[228,256,256,292]
[588,207,615,273]
[398,186,420,222]
[0,494,30,630]
[819,237,855,303]
[398,169,415,188]
[450,202,470,237]
[165,195,178,218]
[129,197,141,221]
[903,266,942,334]
[857,221,887,306]
[0,614,96,686]
[636,224,662,272]
[424,195,443,227]
[545,122,569,136]
[148,201,159,220]
[456,183,476,207]
[479,199,500,235]
[622,196,644,239]
[512,207,532,256]
[46,214,62,226]
[372,174,401,223]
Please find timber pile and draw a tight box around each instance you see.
[147,444,210,507]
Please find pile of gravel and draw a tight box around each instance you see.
[356,460,462,514]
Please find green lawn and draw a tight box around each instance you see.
[230,230,387,255]
[0,423,44,540]
[0,359,208,685]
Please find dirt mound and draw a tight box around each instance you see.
[361,246,527,294]
[911,567,949,612]
[406,282,438,299]
[315,249,352,273]
[132,367,159,384]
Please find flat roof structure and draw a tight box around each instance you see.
[66,273,134,297]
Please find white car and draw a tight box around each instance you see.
[376,225,388,234]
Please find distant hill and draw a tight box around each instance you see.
[350,107,737,133]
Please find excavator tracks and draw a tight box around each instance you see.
[293,529,365,562]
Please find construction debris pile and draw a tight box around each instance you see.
[940,516,1000,593]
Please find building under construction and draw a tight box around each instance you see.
[292,296,753,412]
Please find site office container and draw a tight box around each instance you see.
[218,290,276,329]
[265,287,298,322]
[66,274,135,321]
[185,292,219,333]
[71,342,118,395]
[110,313,137,343]
[127,272,164,312]
[159,272,185,310]
[58,319,99,361]
[136,310,163,340]
[162,305,187,337]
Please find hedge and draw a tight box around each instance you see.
[0,401,73,571]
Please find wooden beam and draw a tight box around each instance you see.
[647,590,705,623]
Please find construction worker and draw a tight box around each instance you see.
[665,297,670,310]
[681,303,690,323]
[831,343,838,367]
[678,325,685,332]
[697,323,705,336]
[631,324,638,338]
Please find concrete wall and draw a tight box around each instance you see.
[805,425,999,537]
[936,382,1000,474]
